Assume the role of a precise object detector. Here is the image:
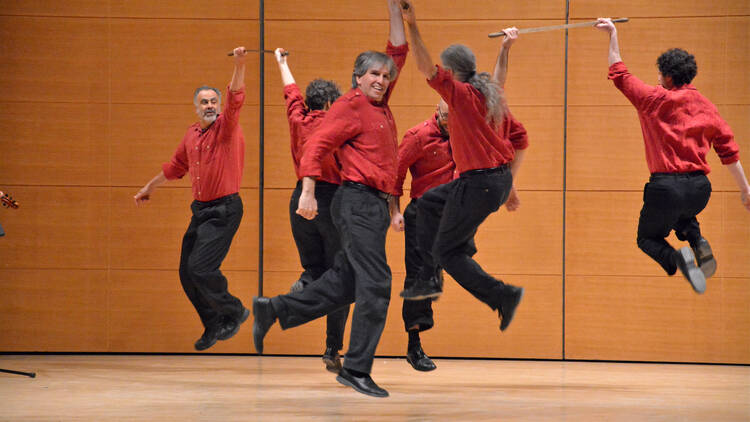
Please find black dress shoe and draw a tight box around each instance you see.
[322,346,343,373]
[498,285,524,331]
[400,277,442,301]
[194,326,221,351]
[675,246,706,293]
[336,368,389,398]
[252,296,277,354]
[218,306,250,341]
[406,346,436,372]
[693,237,716,279]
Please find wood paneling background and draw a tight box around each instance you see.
[0,0,748,364]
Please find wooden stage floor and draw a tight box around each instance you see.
[1,354,748,421]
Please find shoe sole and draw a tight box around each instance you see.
[500,287,524,331]
[336,374,389,398]
[218,307,250,341]
[194,337,217,351]
[695,241,716,279]
[677,247,706,294]
[399,290,443,301]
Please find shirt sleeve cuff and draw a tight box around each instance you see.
[161,162,184,180]
[719,153,740,165]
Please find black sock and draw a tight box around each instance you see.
[346,368,368,378]
[408,330,421,351]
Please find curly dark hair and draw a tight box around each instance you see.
[656,48,697,87]
[305,79,342,111]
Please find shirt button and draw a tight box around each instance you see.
[196,162,199,165]
[197,177,200,180]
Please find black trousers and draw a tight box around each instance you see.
[417,167,513,309]
[637,172,711,275]
[289,181,350,351]
[272,184,392,374]
[179,193,244,329]
[402,198,434,332]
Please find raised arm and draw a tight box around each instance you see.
[229,46,247,92]
[388,0,407,47]
[275,48,295,86]
[493,27,518,87]
[595,18,622,66]
[401,0,435,79]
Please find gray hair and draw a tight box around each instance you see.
[193,86,222,105]
[440,44,505,127]
[351,51,398,88]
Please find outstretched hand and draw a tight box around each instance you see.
[742,190,750,212]
[502,27,518,47]
[232,46,248,62]
[595,18,616,34]
[400,0,415,25]
[275,48,288,64]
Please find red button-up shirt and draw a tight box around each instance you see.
[299,42,409,195]
[395,115,454,199]
[283,83,341,185]
[162,86,245,202]
[427,65,519,174]
[609,61,739,174]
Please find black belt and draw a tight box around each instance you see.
[342,181,392,201]
[651,171,705,178]
[460,164,509,178]
[195,192,239,206]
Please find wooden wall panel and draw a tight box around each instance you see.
[0,17,109,103]
[108,270,257,353]
[0,187,109,270]
[109,0,260,19]
[110,104,259,188]
[567,105,650,191]
[265,0,565,21]
[109,19,259,105]
[566,191,727,277]
[570,0,748,18]
[264,20,565,107]
[261,271,562,359]
[0,103,109,186]
[0,1,109,16]
[0,270,108,351]
[110,187,258,271]
[565,275,750,364]
[725,17,750,105]
[568,17,730,107]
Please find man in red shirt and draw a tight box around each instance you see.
[390,99,454,372]
[398,1,526,333]
[134,47,249,351]
[252,0,408,398]
[273,47,350,373]
[596,18,750,293]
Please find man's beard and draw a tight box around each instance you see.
[198,107,220,124]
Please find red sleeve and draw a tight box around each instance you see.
[506,114,529,151]
[162,136,189,180]
[383,41,409,103]
[299,97,362,178]
[283,83,307,129]
[394,129,422,197]
[710,114,740,165]
[427,65,474,107]
[217,85,245,143]
[608,61,660,110]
